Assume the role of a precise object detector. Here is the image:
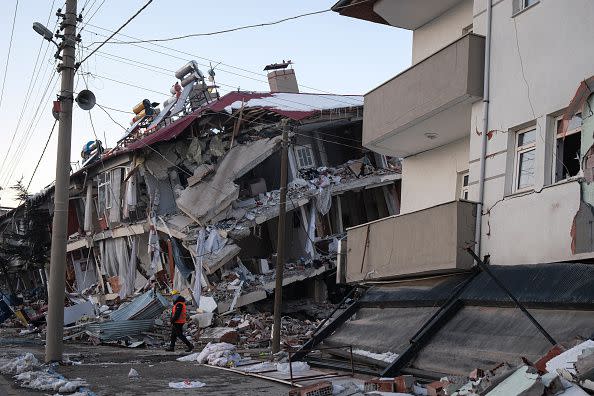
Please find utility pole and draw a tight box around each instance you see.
[45,0,77,363]
[272,124,289,354]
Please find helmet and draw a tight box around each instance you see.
[171,289,180,296]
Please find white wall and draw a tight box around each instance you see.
[401,138,469,214]
[412,0,474,63]
[469,0,594,264]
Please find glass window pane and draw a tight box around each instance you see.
[518,129,536,146]
[517,149,535,189]
[525,0,538,6]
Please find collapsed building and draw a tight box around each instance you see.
[0,62,401,319]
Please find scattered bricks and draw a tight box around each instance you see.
[220,330,240,344]
[534,345,566,373]
[363,376,413,393]
[394,375,414,393]
[469,368,485,380]
[426,380,447,396]
[288,381,333,396]
[364,378,395,392]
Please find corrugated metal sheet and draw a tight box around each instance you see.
[362,263,594,307]
[110,290,169,321]
[86,319,156,341]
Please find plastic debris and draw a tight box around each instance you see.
[0,353,40,374]
[128,368,140,378]
[276,361,310,374]
[168,379,206,389]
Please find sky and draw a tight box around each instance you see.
[0,0,411,207]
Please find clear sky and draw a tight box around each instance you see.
[0,0,411,207]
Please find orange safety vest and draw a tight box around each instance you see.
[173,302,187,324]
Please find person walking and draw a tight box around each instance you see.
[165,291,194,352]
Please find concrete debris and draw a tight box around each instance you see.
[352,349,398,364]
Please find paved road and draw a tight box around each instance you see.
[0,335,290,395]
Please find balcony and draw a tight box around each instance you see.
[332,0,467,30]
[343,200,476,283]
[363,34,485,157]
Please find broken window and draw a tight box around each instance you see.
[295,144,315,169]
[514,127,536,191]
[459,171,470,200]
[97,171,112,216]
[513,0,538,15]
[554,114,582,182]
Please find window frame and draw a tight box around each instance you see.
[513,0,539,16]
[459,171,470,200]
[553,113,582,183]
[513,127,537,193]
[294,144,315,169]
[97,171,112,214]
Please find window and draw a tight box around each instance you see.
[459,171,470,200]
[513,0,539,15]
[295,145,315,169]
[97,171,112,215]
[554,113,582,182]
[514,128,536,191]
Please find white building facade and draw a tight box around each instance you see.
[335,0,594,279]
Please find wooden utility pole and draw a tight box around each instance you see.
[272,125,289,353]
[45,0,77,363]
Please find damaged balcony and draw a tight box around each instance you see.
[343,200,476,283]
[363,34,485,157]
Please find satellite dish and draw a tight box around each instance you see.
[76,89,96,110]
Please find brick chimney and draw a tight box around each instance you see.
[265,61,299,93]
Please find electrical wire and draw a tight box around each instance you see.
[94,0,372,44]
[77,0,153,68]
[2,74,59,187]
[27,120,58,191]
[0,0,19,112]
[81,24,363,107]
[0,0,57,183]
[80,50,363,122]
[96,103,127,130]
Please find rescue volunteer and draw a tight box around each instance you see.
[165,290,194,352]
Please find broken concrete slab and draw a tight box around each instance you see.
[176,136,282,224]
[187,164,214,187]
[191,312,215,328]
[196,243,241,275]
[199,296,218,313]
[200,327,239,344]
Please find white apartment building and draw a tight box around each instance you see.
[334,0,594,282]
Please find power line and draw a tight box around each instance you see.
[81,24,363,106]
[27,120,58,191]
[83,51,363,116]
[0,0,19,112]
[0,0,57,182]
[2,75,58,187]
[94,0,372,44]
[82,71,169,96]
[96,103,126,130]
[77,0,154,68]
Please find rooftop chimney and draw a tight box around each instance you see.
[264,61,299,93]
